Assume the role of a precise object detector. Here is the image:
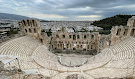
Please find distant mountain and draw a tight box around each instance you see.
[0,13,36,20]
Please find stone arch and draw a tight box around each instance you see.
[60,44,62,49]
[23,20,26,26]
[80,45,82,49]
[84,35,86,39]
[40,39,43,43]
[91,35,94,39]
[36,23,38,27]
[73,35,76,40]
[58,44,59,48]
[118,29,121,36]
[131,29,135,36]
[91,45,93,49]
[116,29,121,36]
[77,35,80,39]
[124,29,128,36]
[133,19,135,27]
[73,44,76,50]
[77,45,79,49]
[52,45,53,48]
[25,29,27,33]
[27,20,30,26]
[69,35,72,38]
[83,44,86,51]
[34,28,36,33]
[56,35,59,38]
[63,35,65,38]
[29,29,32,33]
[32,20,35,26]
[66,44,68,49]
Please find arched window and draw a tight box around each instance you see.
[29,29,31,33]
[34,28,36,33]
[32,20,34,26]
[40,39,43,43]
[77,35,80,39]
[23,20,26,26]
[25,29,27,33]
[73,35,76,40]
[124,29,128,36]
[133,19,135,27]
[27,20,30,26]
[131,29,135,36]
[84,35,86,39]
[63,35,65,38]
[91,35,94,39]
[116,29,121,36]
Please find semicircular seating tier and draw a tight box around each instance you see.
[0,36,135,79]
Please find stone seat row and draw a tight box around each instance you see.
[0,36,42,70]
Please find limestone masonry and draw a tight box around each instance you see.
[18,16,135,54]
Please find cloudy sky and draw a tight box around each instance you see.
[0,0,135,21]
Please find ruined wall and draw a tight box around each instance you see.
[110,16,135,45]
[18,19,49,46]
[98,35,111,51]
[51,28,99,54]
[18,16,135,54]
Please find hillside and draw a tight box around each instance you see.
[91,15,133,30]
[0,13,32,20]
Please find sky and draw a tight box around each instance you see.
[0,0,135,21]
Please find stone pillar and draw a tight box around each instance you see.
[111,26,118,45]
[127,27,132,37]
[119,27,125,38]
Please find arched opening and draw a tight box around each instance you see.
[124,29,128,36]
[23,20,26,26]
[84,35,86,39]
[29,29,32,33]
[40,39,43,43]
[34,28,36,33]
[67,44,68,49]
[58,44,59,48]
[73,44,76,50]
[63,35,65,38]
[80,45,82,49]
[91,35,94,39]
[60,44,62,48]
[36,23,38,27]
[131,29,135,36]
[116,29,121,36]
[83,44,86,51]
[73,48,76,50]
[52,45,53,48]
[77,45,79,49]
[87,45,89,49]
[83,48,86,51]
[56,35,59,38]
[73,35,76,40]
[25,29,27,33]
[77,35,80,39]
[118,29,121,36]
[91,45,93,49]
[69,35,72,39]
[32,20,35,26]
[63,44,66,50]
